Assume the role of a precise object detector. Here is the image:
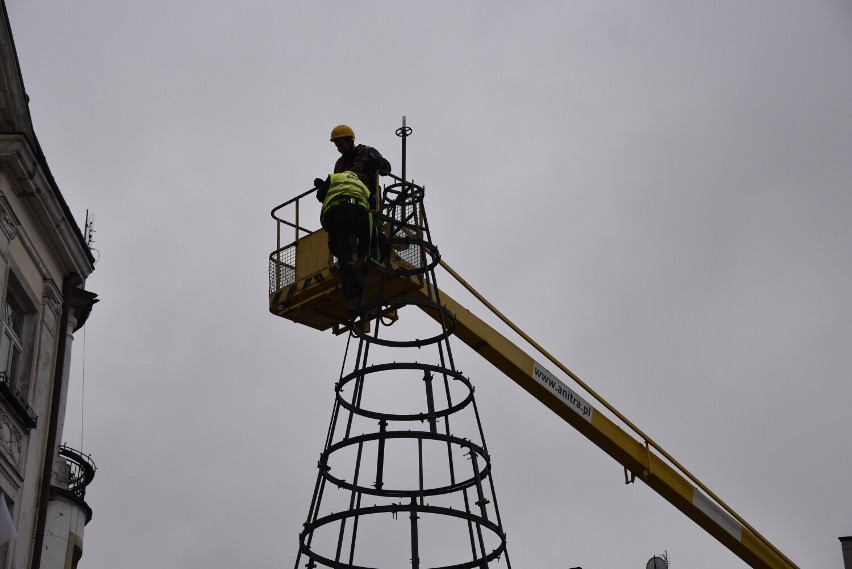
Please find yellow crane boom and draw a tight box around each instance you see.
[268,190,798,569]
[412,260,797,569]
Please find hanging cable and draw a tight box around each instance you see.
[80,324,86,453]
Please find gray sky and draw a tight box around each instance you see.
[7,1,852,568]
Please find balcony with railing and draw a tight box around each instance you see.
[0,371,37,430]
[53,444,96,523]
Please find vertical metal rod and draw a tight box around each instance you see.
[344,336,369,440]
[441,363,458,488]
[375,418,387,491]
[419,203,458,373]
[409,497,420,569]
[470,451,490,521]
[276,218,282,289]
[295,197,300,242]
[423,371,437,434]
[400,116,407,186]
[301,465,329,568]
[418,438,425,505]
[323,392,341,451]
[469,451,490,568]
[344,375,364,440]
[347,492,364,565]
[462,487,479,564]
[485,465,513,569]
[336,441,365,564]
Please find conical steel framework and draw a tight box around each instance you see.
[294,121,511,569]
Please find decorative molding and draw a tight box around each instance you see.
[41,280,62,319]
[0,192,18,241]
[0,136,94,280]
[2,194,53,282]
[0,208,15,240]
[0,407,23,469]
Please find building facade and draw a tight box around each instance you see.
[0,2,98,568]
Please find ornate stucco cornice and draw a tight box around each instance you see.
[0,192,17,242]
[0,2,94,282]
[0,135,94,280]
[0,406,25,471]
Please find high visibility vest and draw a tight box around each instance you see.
[321,171,371,219]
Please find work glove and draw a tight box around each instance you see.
[315,176,330,202]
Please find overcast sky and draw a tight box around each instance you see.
[6,1,852,568]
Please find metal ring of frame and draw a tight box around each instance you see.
[351,297,457,347]
[319,430,492,498]
[382,182,424,206]
[300,503,507,569]
[374,237,440,277]
[375,212,426,236]
[336,362,474,422]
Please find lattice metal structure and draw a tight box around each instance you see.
[294,121,511,569]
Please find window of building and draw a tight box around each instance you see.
[0,277,37,429]
[66,535,83,569]
[0,493,13,569]
[0,294,25,389]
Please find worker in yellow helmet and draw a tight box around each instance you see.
[329,124,391,211]
[314,170,374,313]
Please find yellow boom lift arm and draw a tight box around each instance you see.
[268,190,798,569]
[416,260,796,569]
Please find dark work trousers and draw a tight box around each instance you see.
[321,203,372,305]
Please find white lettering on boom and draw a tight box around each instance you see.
[532,362,594,422]
[693,488,744,541]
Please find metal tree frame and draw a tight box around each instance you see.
[294,121,511,569]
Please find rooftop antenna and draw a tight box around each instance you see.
[84,210,95,248]
[83,210,100,264]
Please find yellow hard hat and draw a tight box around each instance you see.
[330,124,355,141]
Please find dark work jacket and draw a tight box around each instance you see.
[334,144,391,210]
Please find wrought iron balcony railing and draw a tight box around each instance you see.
[0,371,37,429]
[54,444,96,523]
[58,444,96,500]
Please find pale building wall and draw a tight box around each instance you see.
[0,165,91,569]
[0,5,98,568]
[42,493,86,569]
[0,173,64,569]
[0,175,65,286]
